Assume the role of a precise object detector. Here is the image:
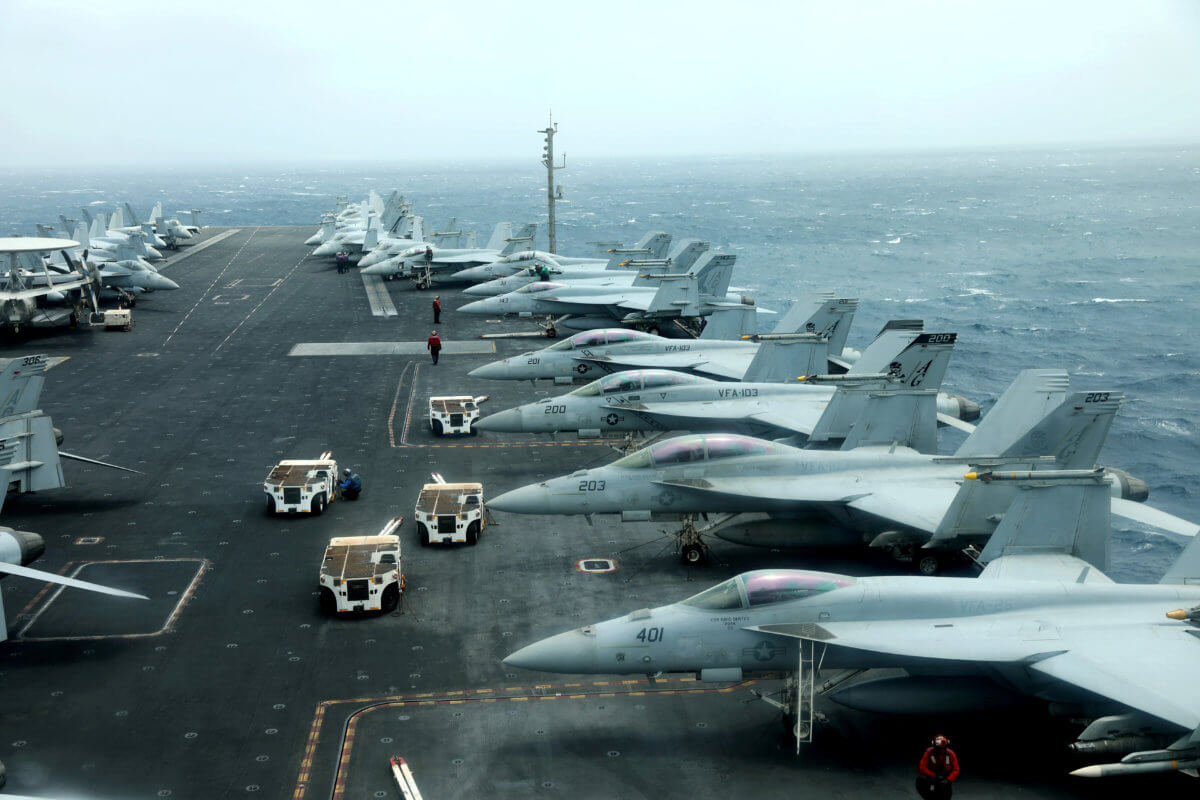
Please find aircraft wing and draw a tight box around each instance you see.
[845,485,958,536]
[0,561,147,599]
[575,353,709,371]
[614,396,827,437]
[434,252,495,265]
[753,616,1200,730]
[543,293,643,309]
[0,276,90,300]
[1030,633,1200,731]
[1112,498,1200,540]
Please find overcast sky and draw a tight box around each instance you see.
[3,0,1199,167]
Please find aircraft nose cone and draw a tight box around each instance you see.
[359,252,381,267]
[468,361,509,380]
[360,263,388,276]
[150,274,180,290]
[313,242,337,256]
[458,299,492,314]
[503,629,599,674]
[475,408,523,433]
[488,483,552,515]
[462,284,492,296]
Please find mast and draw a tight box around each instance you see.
[539,113,566,253]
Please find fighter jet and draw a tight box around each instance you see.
[504,469,1200,776]
[458,252,767,334]
[476,330,978,439]
[462,238,706,297]
[466,296,869,384]
[357,217,474,267]
[359,223,539,285]
[488,370,1184,566]
[450,230,675,283]
[312,192,411,255]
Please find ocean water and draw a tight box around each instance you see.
[1,146,1197,581]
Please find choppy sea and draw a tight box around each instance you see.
[1,146,1197,581]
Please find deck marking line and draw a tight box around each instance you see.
[158,229,241,271]
[163,227,259,347]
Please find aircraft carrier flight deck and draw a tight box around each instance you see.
[0,227,1176,799]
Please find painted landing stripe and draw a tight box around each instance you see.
[360,273,397,317]
[158,228,241,271]
[288,341,496,356]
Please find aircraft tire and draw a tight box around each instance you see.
[647,325,661,337]
[681,544,705,565]
[319,587,336,614]
[382,583,400,612]
[917,552,941,576]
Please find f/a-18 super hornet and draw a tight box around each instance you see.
[488,370,1186,567]
[476,329,978,438]
[311,191,408,255]
[504,469,1200,778]
[462,237,704,297]
[450,230,676,283]
[458,252,769,334]
[467,295,868,381]
[356,216,472,267]
[359,223,539,286]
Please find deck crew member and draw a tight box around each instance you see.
[339,468,363,500]
[433,295,441,323]
[427,330,442,365]
[916,735,959,799]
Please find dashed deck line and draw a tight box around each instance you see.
[163,227,259,348]
[158,229,241,271]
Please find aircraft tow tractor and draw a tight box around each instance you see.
[319,517,404,614]
[414,473,485,546]
[428,394,488,436]
[264,451,337,515]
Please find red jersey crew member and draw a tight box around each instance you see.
[916,735,959,800]
[432,295,441,323]
[427,330,442,365]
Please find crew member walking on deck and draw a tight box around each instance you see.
[433,295,441,323]
[427,330,442,365]
[916,735,959,799]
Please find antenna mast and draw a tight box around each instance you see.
[539,113,566,253]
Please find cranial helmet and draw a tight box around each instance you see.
[344,468,352,477]
[932,735,950,748]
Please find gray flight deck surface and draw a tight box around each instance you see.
[0,227,1182,799]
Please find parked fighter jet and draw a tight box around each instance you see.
[311,191,408,254]
[357,217,473,267]
[467,296,867,384]
[488,370,1183,566]
[452,231,675,283]
[504,470,1200,777]
[462,238,706,297]
[458,253,765,333]
[359,223,539,285]
[476,330,976,438]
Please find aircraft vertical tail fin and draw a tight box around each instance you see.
[499,224,536,255]
[699,307,759,340]
[646,275,699,316]
[72,223,90,250]
[810,332,956,449]
[837,389,940,453]
[742,337,828,383]
[668,239,710,272]
[410,216,424,244]
[485,222,513,251]
[109,207,125,228]
[123,202,141,226]
[974,471,1114,573]
[80,207,94,226]
[845,321,924,374]
[953,370,1089,463]
[362,225,378,251]
[772,292,835,334]
[0,355,49,417]
[115,243,137,263]
[58,214,72,230]
[775,296,858,358]
[694,252,736,298]
[378,191,403,230]
[644,231,673,259]
[1160,530,1200,585]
